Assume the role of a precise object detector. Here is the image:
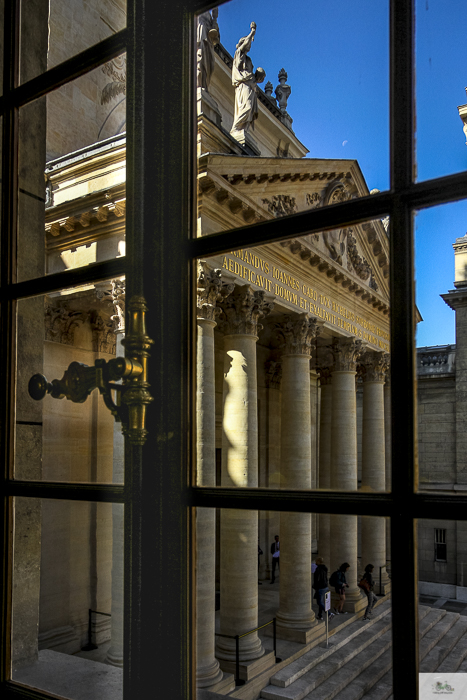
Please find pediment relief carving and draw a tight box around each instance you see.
[261,194,297,218]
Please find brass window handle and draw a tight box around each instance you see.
[28,295,153,445]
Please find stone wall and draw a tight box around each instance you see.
[46,0,127,161]
[418,376,456,485]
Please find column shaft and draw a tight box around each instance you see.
[318,377,332,564]
[277,355,315,631]
[329,346,363,612]
[360,354,390,592]
[196,318,223,686]
[217,333,263,661]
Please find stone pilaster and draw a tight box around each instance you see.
[329,338,365,613]
[216,286,273,663]
[196,264,233,689]
[276,316,320,642]
[360,351,391,593]
[317,368,332,565]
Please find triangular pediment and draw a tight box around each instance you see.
[198,153,390,309]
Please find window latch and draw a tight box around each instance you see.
[28,295,153,446]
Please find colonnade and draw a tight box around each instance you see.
[195,270,391,689]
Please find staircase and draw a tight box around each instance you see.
[259,600,467,700]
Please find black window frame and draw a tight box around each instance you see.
[435,528,447,562]
[0,1,466,698]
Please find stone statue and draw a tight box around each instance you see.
[197,8,220,91]
[230,22,265,141]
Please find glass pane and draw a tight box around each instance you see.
[195,507,392,695]
[16,280,125,483]
[196,217,390,492]
[415,201,467,493]
[19,0,127,83]
[196,1,389,237]
[415,0,467,182]
[11,498,123,699]
[418,519,467,680]
[18,56,126,282]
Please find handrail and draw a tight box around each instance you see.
[215,617,281,686]
[81,608,112,651]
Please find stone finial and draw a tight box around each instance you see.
[197,261,233,322]
[220,284,273,336]
[278,314,321,356]
[275,68,291,113]
[331,337,364,372]
[359,350,389,382]
[264,81,274,99]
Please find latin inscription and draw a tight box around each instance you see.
[222,250,390,351]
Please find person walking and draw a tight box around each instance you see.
[332,562,350,614]
[270,535,280,583]
[361,564,378,620]
[313,557,334,622]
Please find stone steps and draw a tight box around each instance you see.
[259,603,467,700]
[260,603,392,700]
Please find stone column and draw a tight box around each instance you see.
[317,368,332,565]
[196,264,233,687]
[360,352,391,593]
[310,369,319,552]
[216,286,273,662]
[276,316,320,641]
[106,280,126,668]
[330,338,365,613]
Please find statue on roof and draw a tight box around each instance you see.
[230,22,265,142]
[197,8,220,91]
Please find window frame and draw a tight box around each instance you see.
[0,1,466,699]
[435,528,447,562]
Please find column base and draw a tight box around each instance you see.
[215,634,264,663]
[217,650,275,682]
[196,659,224,689]
[269,620,323,645]
[105,648,123,668]
[331,588,367,615]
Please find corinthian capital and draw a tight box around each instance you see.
[360,350,390,382]
[220,284,274,336]
[331,337,364,372]
[197,261,234,322]
[278,314,321,356]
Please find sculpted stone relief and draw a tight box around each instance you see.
[262,194,297,218]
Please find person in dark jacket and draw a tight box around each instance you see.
[333,562,350,615]
[313,558,334,621]
[270,535,280,583]
[361,564,377,620]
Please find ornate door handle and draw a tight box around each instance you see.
[28,295,153,446]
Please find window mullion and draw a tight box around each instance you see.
[390,1,418,698]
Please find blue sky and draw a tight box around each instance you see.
[215,0,467,346]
